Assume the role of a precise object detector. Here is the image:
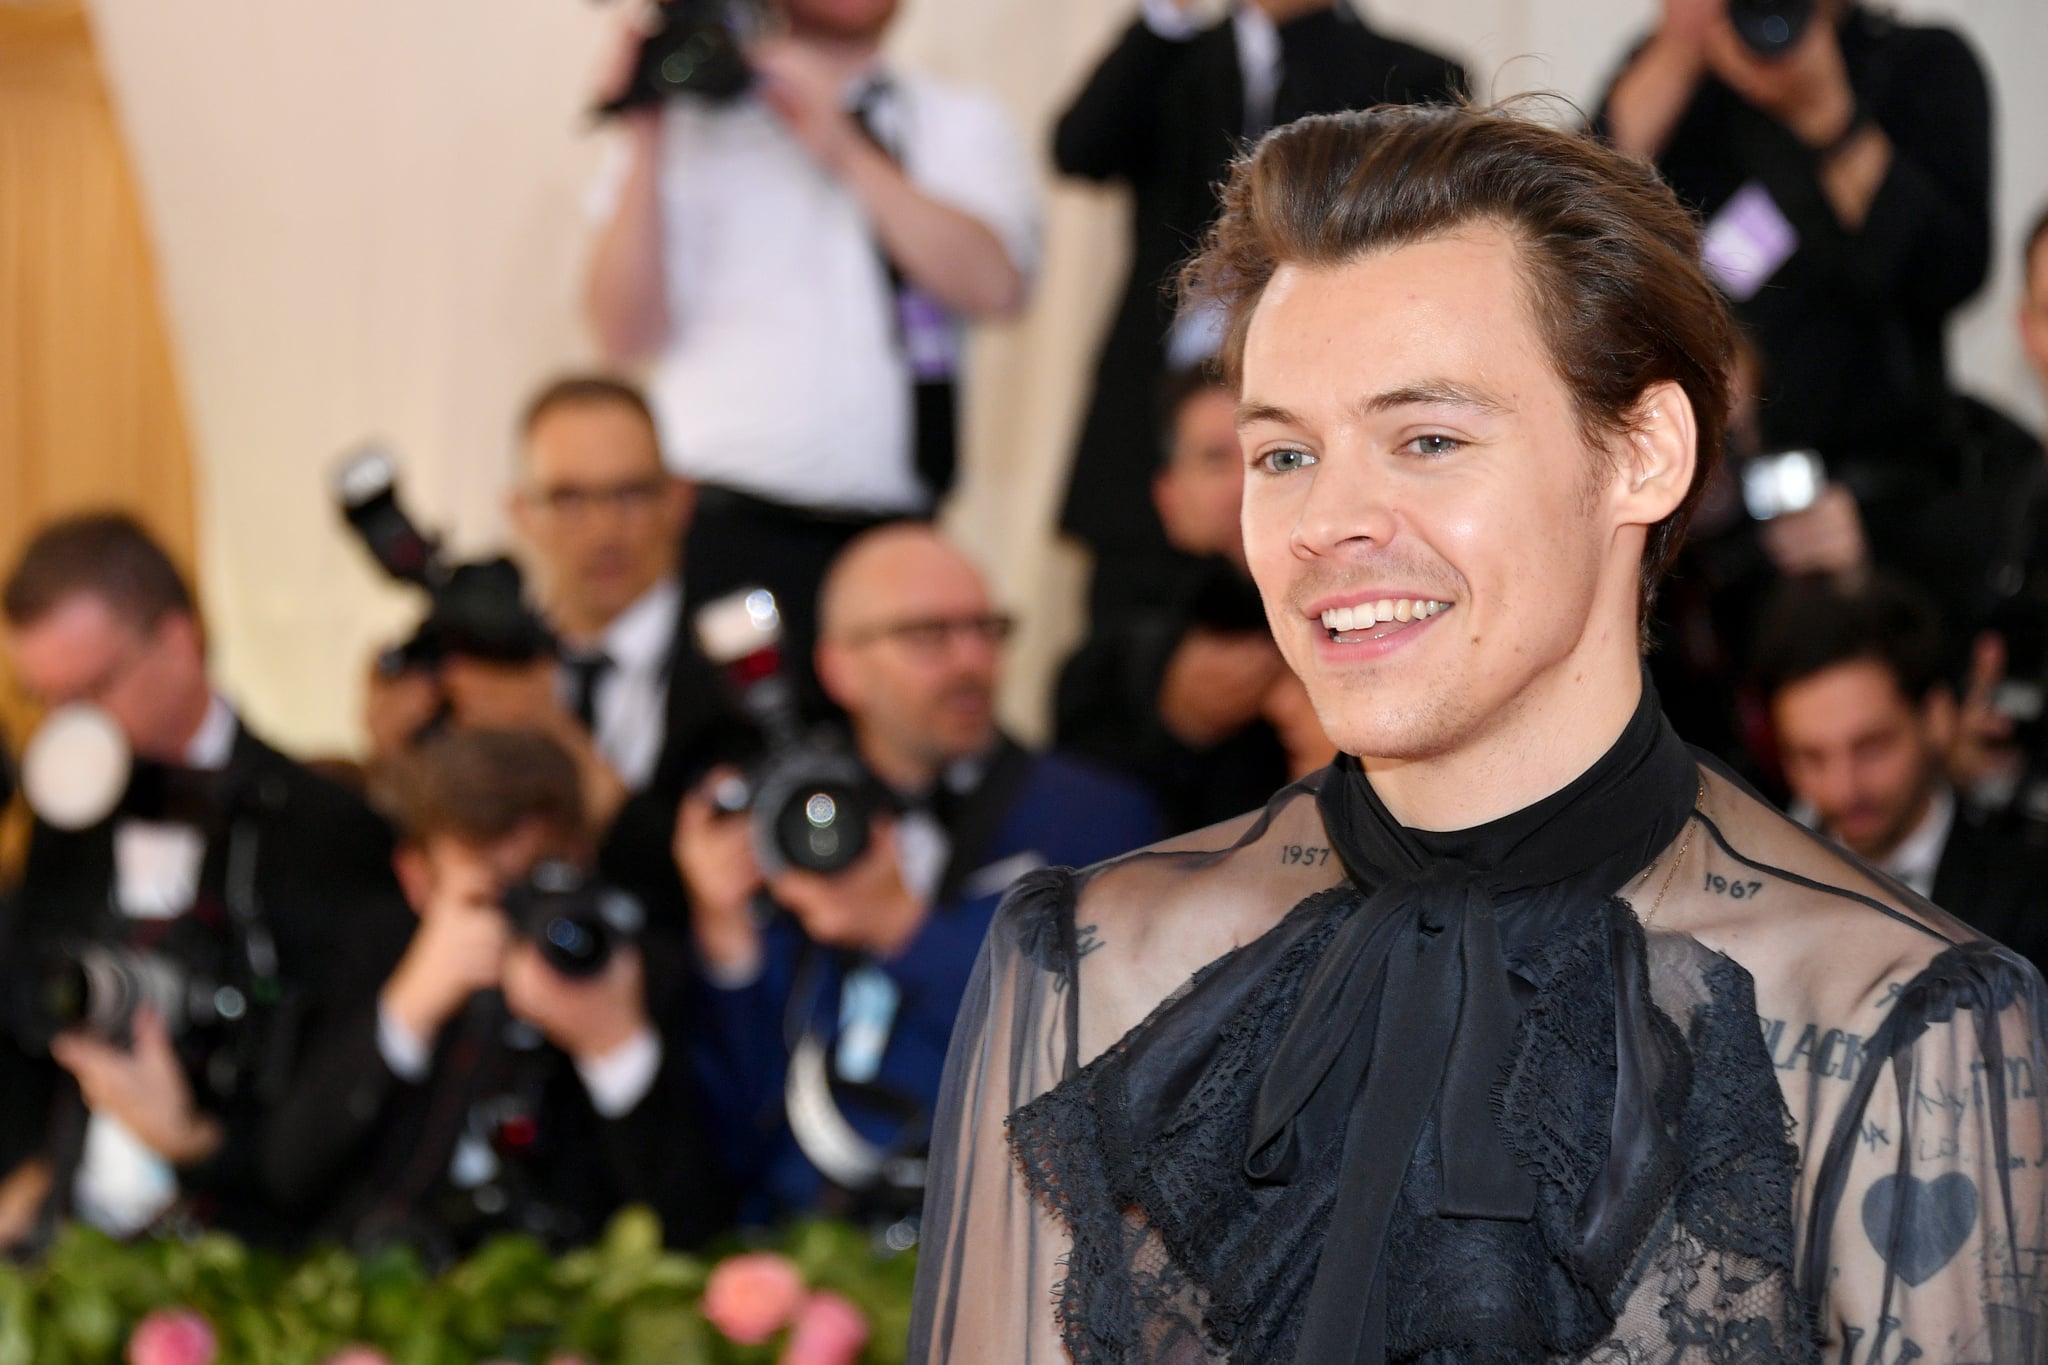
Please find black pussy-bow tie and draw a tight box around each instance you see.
[1254,684,1700,1362]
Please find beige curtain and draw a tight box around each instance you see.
[0,0,198,734]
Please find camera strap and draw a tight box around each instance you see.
[851,77,961,503]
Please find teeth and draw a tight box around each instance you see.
[1318,600,1450,633]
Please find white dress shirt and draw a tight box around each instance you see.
[556,576,682,792]
[1140,0,1284,135]
[77,693,237,1236]
[1879,786,1956,900]
[590,69,1040,514]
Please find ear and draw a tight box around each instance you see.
[393,844,433,918]
[1922,684,1959,755]
[814,637,859,714]
[1611,381,1699,531]
[667,475,696,538]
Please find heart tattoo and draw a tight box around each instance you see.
[1861,1172,1978,1287]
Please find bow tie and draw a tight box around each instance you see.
[1256,683,1700,1362]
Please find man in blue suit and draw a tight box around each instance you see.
[676,525,1160,1224]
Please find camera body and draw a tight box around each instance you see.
[500,860,645,979]
[334,444,556,678]
[1727,0,1816,57]
[597,0,762,117]
[695,589,883,879]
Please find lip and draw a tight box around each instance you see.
[1306,599,1453,664]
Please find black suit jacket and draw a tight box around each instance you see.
[259,960,731,1261]
[3,721,415,1247]
[1053,4,1465,561]
[1931,815,2048,981]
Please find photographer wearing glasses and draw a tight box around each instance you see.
[1597,0,1993,516]
[364,376,749,921]
[0,514,414,1249]
[260,729,729,1260]
[674,525,1158,1223]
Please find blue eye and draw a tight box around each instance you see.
[1407,434,1463,458]
[1259,447,1316,474]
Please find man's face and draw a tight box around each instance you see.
[2021,237,2048,398]
[1155,387,1250,569]
[1237,227,1626,763]
[1771,659,1949,861]
[510,401,688,635]
[823,547,1002,776]
[6,594,209,762]
[782,0,899,43]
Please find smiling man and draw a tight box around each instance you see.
[910,106,2048,1363]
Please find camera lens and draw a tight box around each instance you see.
[773,779,871,874]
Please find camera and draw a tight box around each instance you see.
[596,0,761,117]
[1727,0,1815,57]
[334,444,556,675]
[695,588,883,878]
[500,860,645,979]
[8,941,232,1052]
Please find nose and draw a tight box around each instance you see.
[1289,448,1397,562]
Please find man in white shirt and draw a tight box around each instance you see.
[583,0,1039,698]
[1756,572,2048,972]
[0,513,414,1248]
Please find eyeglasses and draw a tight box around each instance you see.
[842,612,1016,654]
[524,477,668,518]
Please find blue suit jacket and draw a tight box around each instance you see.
[691,747,1160,1221]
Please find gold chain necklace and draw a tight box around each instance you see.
[1635,780,1707,929]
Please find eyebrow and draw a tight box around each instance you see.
[1237,380,1511,430]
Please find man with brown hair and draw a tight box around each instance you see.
[911,105,2048,1362]
[260,728,728,1259]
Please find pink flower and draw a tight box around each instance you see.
[703,1251,808,1346]
[780,1291,869,1365]
[126,1310,217,1365]
[322,1350,393,1365]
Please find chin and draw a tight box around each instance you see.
[1310,674,1470,765]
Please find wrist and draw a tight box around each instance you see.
[381,969,459,1046]
[571,1010,649,1067]
[168,1111,224,1167]
[871,886,931,960]
[1792,86,1859,150]
[693,910,764,979]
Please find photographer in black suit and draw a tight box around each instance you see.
[0,513,414,1248]
[362,376,747,923]
[1053,0,1465,622]
[1754,573,2048,976]
[260,729,729,1261]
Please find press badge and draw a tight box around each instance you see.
[837,964,901,1084]
[1700,181,1799,302]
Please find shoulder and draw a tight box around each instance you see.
[1681,767,1979,1038]
[1852,9,1985,85]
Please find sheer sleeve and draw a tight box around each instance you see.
[1805,943,2048,1361]
[909,868,1080,1364]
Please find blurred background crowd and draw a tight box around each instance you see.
[1,0,2046,1283]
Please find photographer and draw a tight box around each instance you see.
[363,375,748,918]
[1053,0,1464,623]
[260,729,729,1259]
[1055,367,1331,834]
[1596,0,1992,487]
[583,0,1040,696]
[0,514,414,1248]
[1753,573,2048,975]
[674,526,1158,1221]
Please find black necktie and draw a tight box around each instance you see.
[564,652,613,735]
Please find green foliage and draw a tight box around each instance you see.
[0,1212,916,1365]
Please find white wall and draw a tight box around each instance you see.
[82,0,2048,753]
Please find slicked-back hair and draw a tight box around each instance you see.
[1180,103,1738,631]
[372,728,587,849]
[2,511,196,635]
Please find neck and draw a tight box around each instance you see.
[1249,0,1335,23]
[1364,621,1646,832]
[856,726,941,794]
[158,686,217,764]
[548,577,662,650]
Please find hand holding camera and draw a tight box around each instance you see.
[50,1009,223,1166]
[382,859,512,1046]
[769,818,928,960]
[674,774,768,978]
[1702,3,1857,148]
[501,938,648,1066]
